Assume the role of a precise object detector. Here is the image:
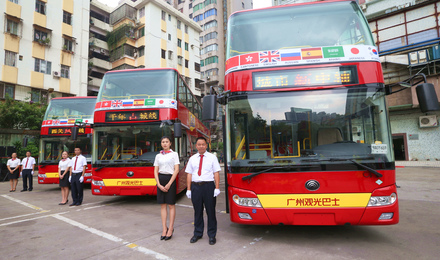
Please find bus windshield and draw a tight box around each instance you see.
[40,137,92,163]
[93,123,174,165]
[97,70,177,101]
[227,87,393,172]
[227,1,374,58]
[44,98,96,120]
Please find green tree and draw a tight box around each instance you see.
[13,139,39,159]
[0,97,47,130]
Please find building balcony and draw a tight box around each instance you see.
[203,74,219,84]
[90,17,111,32]
[90,57,111,70]
[88,76,103,88]
[89,37,108,50]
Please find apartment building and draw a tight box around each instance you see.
[88,0,112,96]
[0,0,90,102]
[177,0,253,96]
[102,0,202,95]
[362,0,440,161]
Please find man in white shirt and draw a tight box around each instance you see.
[185,137,221,245]
[21,151,36,192]
[68,147,87,206]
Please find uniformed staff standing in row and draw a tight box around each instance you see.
[186,137,221,245]
[68,147,87,206]
[21,151,36,192]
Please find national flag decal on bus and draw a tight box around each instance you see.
[111,100,123,107]
[323,46,344,58]
[301,48,323,59]
[123,100,134,107]
[260,50,280,63]
[280,51,301,61]
[134,99,144,106]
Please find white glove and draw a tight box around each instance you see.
[69,176,72,183]
[186,190,191,199]
[79,176,84,183]
[214,189,221,197]
[20,172,22,177]
[31,171,34,175]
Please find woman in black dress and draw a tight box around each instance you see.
[58,151,71,205]
[6,153,20,192]
[153,136,180,241]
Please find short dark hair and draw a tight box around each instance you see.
[26,151,31,154]
[75,147,81,151]
[196,136,207,144]
[160,136,172,143]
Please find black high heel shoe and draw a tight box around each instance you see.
[164,229,174,241]
[160,228,168,240]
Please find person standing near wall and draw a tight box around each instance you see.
[21,151,36,192]
[7,153,20,192]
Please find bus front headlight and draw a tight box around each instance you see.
[92,180,104,186]
[367,193,397,206]
[232,194,262,207]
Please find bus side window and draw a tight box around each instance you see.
[178,77,187,107]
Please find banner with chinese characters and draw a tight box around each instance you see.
[105,110,159,122]
[95,98,177,111]
[225,45,379,75]
[43,118,93,127]
[49,127,86,135]
[257,193,371,208]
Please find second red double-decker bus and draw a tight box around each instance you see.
[204,0,404,225]
[38,97,96,184]
[91,68,210,196]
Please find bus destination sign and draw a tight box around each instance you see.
[105,110,159,122]
[49,127,85,135]
[253,66,357,89]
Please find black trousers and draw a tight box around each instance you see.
[71,174,83,204]
[22,169,33,190]
[191,181,217,238]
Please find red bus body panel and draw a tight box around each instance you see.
[91,166,188,196]
[38,163,92,184]
[227,170,398,225]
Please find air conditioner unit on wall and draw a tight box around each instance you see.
[419,115,438,128]
[53,71,60,78]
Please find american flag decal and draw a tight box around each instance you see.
[111,100,123,108]
[260,50,280,63]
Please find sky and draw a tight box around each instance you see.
[97,0,272,9]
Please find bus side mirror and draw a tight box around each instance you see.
[416,83,440,112]
[202,95,217,122]
[174,122,182,138]
[72,126,79,141]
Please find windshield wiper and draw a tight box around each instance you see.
[301,157,382,177]
[349,160,383,177]
[242,166,284,181]
[241,165,317,181]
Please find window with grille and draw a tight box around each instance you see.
[34,58,52,74]
[0,83,15,99]
[63,11,72,25]
[61,65,70,78]
[35,0,46,15]
[6,19,19,35]
[63,38,73,52]
[4,51,17,67]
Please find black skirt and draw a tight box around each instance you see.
[59,170,70,187]
[157,173,176,205]
[9,167,19,179]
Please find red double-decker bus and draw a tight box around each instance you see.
[38,97,96,184]
[203,0,407,225]
[91,68,210,196]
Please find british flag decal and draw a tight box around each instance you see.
[260,50,280,63]
[111,100,123,108]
